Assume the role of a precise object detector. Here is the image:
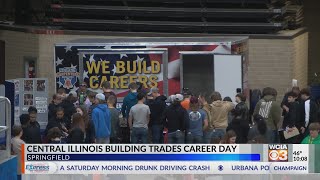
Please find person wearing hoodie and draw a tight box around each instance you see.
[204,91,234,143]
[92,93,111,144]
[121,82,138,143]
[301,122,320,144]
[147,87,167,143]
[253,87,282,143]
[162,94,188,144]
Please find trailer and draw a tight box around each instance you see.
[54,37,248,102]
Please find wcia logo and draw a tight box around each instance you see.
[26,164,50,172]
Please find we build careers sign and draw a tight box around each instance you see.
[79,50,167,97]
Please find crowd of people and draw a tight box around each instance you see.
[11,82,320,150]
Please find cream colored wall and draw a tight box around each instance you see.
[0,30,309,101]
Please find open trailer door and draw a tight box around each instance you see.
[214,54,242,102]
[180,52,242,102]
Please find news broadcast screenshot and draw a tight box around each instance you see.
[1,0,320,180]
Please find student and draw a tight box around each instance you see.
[253,87,281,143]
[128,93,151,144]
[108,95,120,144]
[181,90,192,110]
[47,127,63,144]
[76,106,96,143]
[220,130,237,144]
[301,123,320,144]
[45,107,69,138]
[22,106,42,144]
[281,86,301,116]
[199,93,214,144]
[163,94,188,144]
[121,82,138,143]
[77,82,91,105]
[102,81,117,107]
[60,92,76,127]
[48,94,62,121]
[92,93,111,144]
[281,91,302,143]
[11,125,25,179]
[68,113,85,143]
[205,92,234,143]
[300,88,319,136]
[88,91,98,120]
[147,87,167,144]
[229,93,250,143]
[186,96,208,144]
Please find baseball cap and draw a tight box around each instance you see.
[148,87,159,95]
[174,94,184,102]
[95,93,105,101]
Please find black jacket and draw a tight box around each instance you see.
[45,117,69,136]
[229,102,250,143]
[68,128,85,143]
[85,120,96,143]
[302,98,319,128]
[60,100,76,127]
[281,93,302,116]
[48,103,61,121]
[232,102,249,124]
[162,103,188,133]
[22,121,42,144]
[148,95,167,125]
[283,101,302,129]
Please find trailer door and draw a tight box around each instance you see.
[214,54,242,102]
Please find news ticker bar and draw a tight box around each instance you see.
[23,161,309,174]
[21,144,320,174]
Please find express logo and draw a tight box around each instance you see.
[268,144,288,162]
[26,163,50,172]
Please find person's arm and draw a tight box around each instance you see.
[271,102,282,128]
[253,100,261,116]
[128,109,133,129]
[161,108,168,128]
[92,110,99,134]
[281,94,289,112]
[147,107,151,125]
[203,111,208,130]
[227,102,235,112]
[121,98,127,118]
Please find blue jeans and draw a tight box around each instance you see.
[267,129,279,143]
[152,124,164,144]
[131,127,148,144]
[168,130,185,144]
[186,133,203,144]
[204,129,226,144]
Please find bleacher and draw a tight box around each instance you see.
[43,0,303,33]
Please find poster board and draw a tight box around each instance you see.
[5,78,48,129]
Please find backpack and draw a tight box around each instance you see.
[258,99,273,119]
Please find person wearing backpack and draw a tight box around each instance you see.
[253,87,281,143]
